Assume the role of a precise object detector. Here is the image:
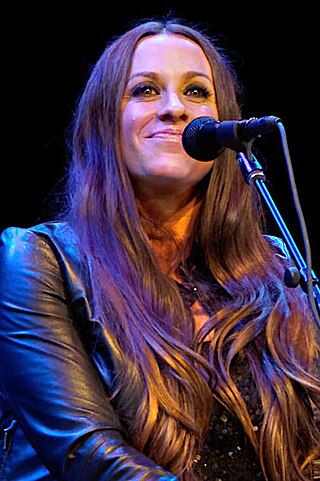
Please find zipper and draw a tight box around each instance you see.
[3,420,17,451]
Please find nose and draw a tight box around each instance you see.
[157,91,187,121]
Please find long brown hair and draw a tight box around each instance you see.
[63,18,320,480]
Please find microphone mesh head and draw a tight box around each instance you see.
[182,116,224,161]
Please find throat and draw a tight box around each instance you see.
[150,237,185,277]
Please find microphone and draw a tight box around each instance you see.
[182,115,282,161]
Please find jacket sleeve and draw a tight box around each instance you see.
[0,227,177,481]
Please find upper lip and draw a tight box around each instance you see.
[147,128,183,138]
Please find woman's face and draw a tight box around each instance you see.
[120,33,219,195]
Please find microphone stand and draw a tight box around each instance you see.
[236,150,320,324]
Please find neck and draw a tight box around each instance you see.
[136,186,201,240]
[135,186,202,276]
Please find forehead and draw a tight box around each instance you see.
[130,33,213,79]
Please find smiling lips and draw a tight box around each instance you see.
[148,129,183,142]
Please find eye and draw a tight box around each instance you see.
[184,83,211,99]
[131,83,159,98]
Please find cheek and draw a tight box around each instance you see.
[120,103,147,152]
[195,104,219,119]
[120,105,149,175]
[120,113,139,163]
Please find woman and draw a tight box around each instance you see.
[0,18,319,481]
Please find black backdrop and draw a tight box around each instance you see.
[2,3,319,273]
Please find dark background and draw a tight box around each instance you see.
[2,3,319,273]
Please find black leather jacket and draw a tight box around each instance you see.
[0,222,177,480]
[1,222,319,480]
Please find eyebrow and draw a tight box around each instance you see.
[128,71,212,82]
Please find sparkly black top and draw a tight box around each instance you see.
[192,356,264,481]
[176,261,320,481]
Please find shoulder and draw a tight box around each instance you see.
[263,234,296,269]
[0,221,92,310]
[0,221,79,262]
[263,234,290,258]
[0,224,52,269]
[0,221,86,285]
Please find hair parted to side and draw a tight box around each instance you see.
[62,18,320,481]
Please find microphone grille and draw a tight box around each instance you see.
[182,116,224,161]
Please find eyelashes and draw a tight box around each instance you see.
[129,82,212,100]
[131,83,158,98]
[184,83,211,99]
